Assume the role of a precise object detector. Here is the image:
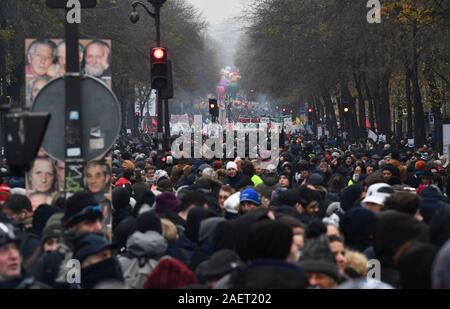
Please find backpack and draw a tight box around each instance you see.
[120,255,159,289]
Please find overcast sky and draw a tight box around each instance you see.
[186,0,250,26]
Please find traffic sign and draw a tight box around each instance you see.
[32,76,121,162]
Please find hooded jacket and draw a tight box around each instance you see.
[190,217,226,270]
[118,231,168,289]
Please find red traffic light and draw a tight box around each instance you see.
[308,108,313,113]
[151,47,166,61]
[344,107,350,113]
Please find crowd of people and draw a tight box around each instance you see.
[1,133,450,289]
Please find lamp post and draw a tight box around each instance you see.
[130,0,167,151]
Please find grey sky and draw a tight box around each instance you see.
[186,0,250,26]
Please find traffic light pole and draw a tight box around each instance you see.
[131,1,168,152]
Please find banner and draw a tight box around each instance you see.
[368,129,378,142]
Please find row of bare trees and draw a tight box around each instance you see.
[236,0,450,147]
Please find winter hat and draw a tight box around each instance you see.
[224,192,240,214]
[198,217,226,244]
[154,170,169,183]
[198,164,212,172]
[122,160,135,171]
[362,183,394,206]
[201,168,217,179]
[63,192,103,227]
[213,160,223,170]
[247,220,293,261]
[32,204,63,237]
[226,162,238,170]
[309,173,324,186]
[155,192,181,215]
[279,171,292,185]
[415,161,427,171]
[322,213,340,229]
[326,202,344,217]
[0,184,10,204]
[41,213,64,243]
[433,239,450,289]
[196,249,241,280]
[144,258,197,289]
[112,187,130,211]
[135,211,162,234]
[73,233,114,264]
[239,188,261,206]
[299,234,340,282]
[340,208,378,252]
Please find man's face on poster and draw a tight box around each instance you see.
[84,43,109,77]
[30,158,55,193]
[28,43,53,76]
[86,164,109,194]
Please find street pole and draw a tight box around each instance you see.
[154,5,167,152]
[64,9,85,195]
[130,0,168,151]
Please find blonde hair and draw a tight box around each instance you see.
[161,218,178,244]
[345,250,369,278]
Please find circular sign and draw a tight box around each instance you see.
[32,76,121,162]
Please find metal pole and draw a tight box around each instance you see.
[155,6,161,46]
[64,11,85,194]
[154,5,168,151]
[164,98,170,148]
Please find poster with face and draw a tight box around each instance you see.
[25,39,114,232]
[25,38,112,108]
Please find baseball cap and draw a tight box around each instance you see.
[239,188,261,206]
[362,183,394,206]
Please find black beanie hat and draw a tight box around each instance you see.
[277,189,300,207]
[112,187,130,211]
[247,220,293,261]
[31,204,63,237]
[63,192,102,227]
[135,211,162,234]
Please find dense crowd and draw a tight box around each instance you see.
[1,133,450,289]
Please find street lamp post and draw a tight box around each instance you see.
[130,0,167,151]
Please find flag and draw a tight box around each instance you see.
[368,129,378,142]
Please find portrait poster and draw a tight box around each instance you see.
[25,38,114,233]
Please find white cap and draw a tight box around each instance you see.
[224,192,240,214]
[226,162,238,170]
[362,183,394,206]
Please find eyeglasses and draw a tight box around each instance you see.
[64,205,102,226]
